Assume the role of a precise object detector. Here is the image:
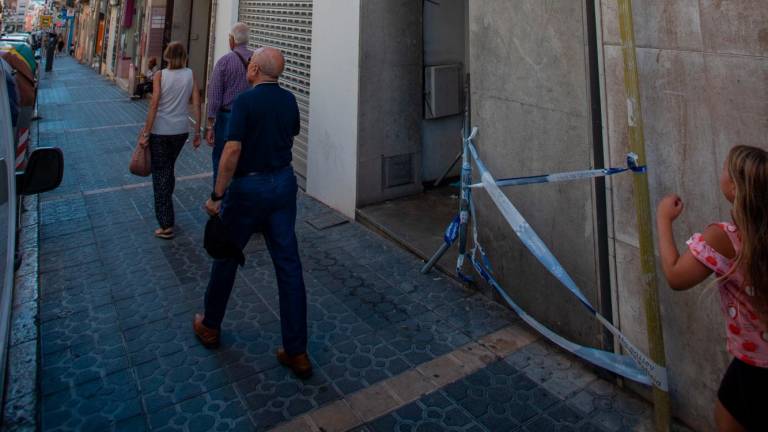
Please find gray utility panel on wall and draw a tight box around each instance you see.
[424,64,463,120]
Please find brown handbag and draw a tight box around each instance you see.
[129,138,151,177]
[129,71,162,177]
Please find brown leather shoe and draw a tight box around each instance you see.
[193,314,220,349]
[276,348,313,379]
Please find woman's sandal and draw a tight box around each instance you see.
[154,228,175,240]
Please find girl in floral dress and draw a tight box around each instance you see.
[656,145,768,432]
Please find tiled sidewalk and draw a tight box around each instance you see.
[33,58,667,431]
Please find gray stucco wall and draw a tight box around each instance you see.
[600,1,768,430]
[468,1,604,347]
[422,0,467,182]
[356,0,423,207]
[187,0,211,90]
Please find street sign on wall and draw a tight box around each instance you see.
[39,15,52,29]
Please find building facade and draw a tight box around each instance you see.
[268,2,767,431]
[69,0,212,97]
[66,1,766,429]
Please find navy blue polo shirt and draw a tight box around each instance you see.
[226,82,301,176]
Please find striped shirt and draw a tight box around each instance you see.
[206,44,253,119]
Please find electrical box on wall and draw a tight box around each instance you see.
[424,64,462,120]
[383,153,416,189]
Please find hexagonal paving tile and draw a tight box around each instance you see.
[215,320,285,383]
[434,294,517,339]
[41,369,143,432]
[235,365,341,430]
[443,361,560,431]
[368,391,486,432]
[148,385,254,432]
[321,332,412,395]
[374,312,471,366]
[136,346,229,413]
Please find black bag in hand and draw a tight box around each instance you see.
[204,216,245,266]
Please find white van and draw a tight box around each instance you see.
[0,63,63,394]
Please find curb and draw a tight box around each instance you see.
[2,194,40,431]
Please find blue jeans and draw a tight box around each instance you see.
[203,166,308,355]
[212,111,231,184]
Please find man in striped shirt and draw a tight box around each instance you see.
[206,22,253,182]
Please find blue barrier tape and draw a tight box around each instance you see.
[470,255,653,386]
[463,130,668,390]
[457,269,474,284]
[444,216,461,246]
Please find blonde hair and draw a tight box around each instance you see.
[163,42,187,70]
[727,145,768,325]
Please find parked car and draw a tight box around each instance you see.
[0,54,63,394]
[17,32,40,50]
[0,33,33,49]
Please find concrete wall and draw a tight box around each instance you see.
[104,6,119,76]
[306,0,361,219]
[422,0,466,182]
[302,0,425,214]
[599,1,768,430]
[212,0,238,64]
[187,0,211,86]
[356,0,423,207]
[170,0,191,46]
[468,1,604,346]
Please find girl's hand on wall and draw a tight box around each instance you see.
[657,194,684,223]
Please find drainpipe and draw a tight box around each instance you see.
[585,0,613,356]
[616,1,671,430]
[203,0,218,123]
[89,0,100,65]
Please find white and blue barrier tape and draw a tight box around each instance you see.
[452,127,668,391]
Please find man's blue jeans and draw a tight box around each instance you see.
[211,111,231,183]
[203,166,308,355]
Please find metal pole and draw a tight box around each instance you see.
[615,1,671,430]
[420,242,451,274]
[456,74,471,269]
[432,151,462,188]
[421,74,472,275]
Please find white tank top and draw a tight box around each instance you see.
[152,68,194,135]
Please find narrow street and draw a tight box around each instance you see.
[35,58,657,432]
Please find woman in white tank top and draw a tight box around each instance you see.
[139,41,201,239]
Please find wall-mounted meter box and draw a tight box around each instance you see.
[424,64,462,120]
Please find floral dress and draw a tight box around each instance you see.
[687,222,768,367]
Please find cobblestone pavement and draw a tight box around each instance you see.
[34,58,676,431]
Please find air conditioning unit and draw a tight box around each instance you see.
[424,64,462,120]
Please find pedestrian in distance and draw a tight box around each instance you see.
[139,42,202,240]
[44,32,57,72]
[205,23,253,184]
[656,145,768,432]
[56,35,64,56]
[194,47,312,379]
[132,57,159,99]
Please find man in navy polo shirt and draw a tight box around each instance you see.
[194,47,311,379]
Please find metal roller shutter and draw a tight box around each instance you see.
[238,0,312,185]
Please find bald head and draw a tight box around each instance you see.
[250,47,285,80]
